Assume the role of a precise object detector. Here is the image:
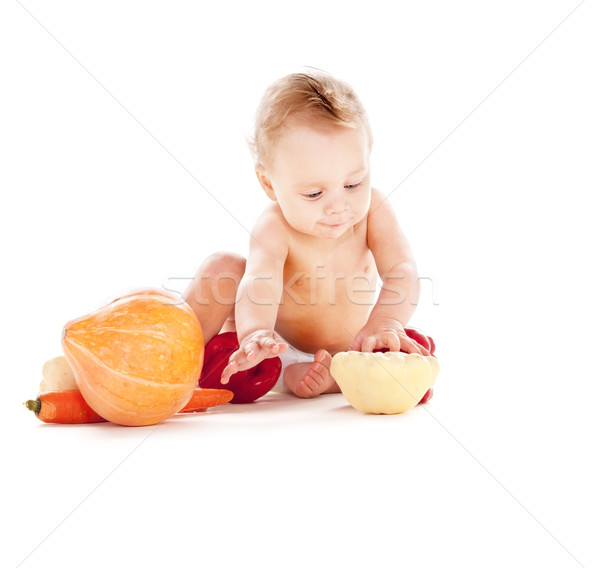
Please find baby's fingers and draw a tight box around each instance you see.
[221,349,252,384]
[257,336,288,356]
[360,335,376,353]
[400,335,430,356]
[242,340,260,362]
[243,338,287,363]
[361,332,401,353]
[221,339,288,384]
[361,332,430,356]
[220,358,239,384]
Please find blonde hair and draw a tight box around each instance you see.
[248,68,373,169]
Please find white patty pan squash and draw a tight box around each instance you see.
[330,351,440,414]
[40,356,77,393]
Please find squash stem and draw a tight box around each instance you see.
[24,399,41,415]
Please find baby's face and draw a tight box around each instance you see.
[261,118,371,240]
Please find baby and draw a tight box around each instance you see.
[184,69,430,398]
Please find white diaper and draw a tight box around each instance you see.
[272,344,315,393]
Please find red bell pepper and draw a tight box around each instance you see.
[404,327,436,356]
[405,327,435,404]
[198,332,282,404]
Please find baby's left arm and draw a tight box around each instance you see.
[350,189,429,355]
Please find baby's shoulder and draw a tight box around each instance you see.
[368,187,388,213]
[366,187,400,223]
[365,187,404,247]
[254,202,288,233]
[250,203,290,255]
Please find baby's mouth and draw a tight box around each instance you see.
[321,219,347,228]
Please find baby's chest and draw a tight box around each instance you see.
[282,248,378,305]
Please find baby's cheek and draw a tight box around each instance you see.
[358,189,372,213]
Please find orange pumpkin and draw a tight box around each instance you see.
[61,289,204,426]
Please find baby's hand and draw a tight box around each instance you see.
[350,319,430,356]
[221,330,288,384]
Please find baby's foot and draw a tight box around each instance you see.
[283,350,340,398]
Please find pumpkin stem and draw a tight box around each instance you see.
[24,399,41,415]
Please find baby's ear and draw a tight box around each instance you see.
[255,170,277,202]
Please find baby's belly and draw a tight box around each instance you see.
[275,270,378,354]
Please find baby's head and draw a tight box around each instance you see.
[249,68,372,170]
[249,69,374,239]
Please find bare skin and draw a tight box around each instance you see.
[282,350,338,398]
[184,116,429,398]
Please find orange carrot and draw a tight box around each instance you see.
[25,387,234,423]
[179,388,233,413]
[25,390,106,424]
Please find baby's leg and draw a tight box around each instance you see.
[183,252,246,344]
[283,350,341,398]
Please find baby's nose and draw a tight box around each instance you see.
[324,194,348,215]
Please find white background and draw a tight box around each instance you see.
[1,1,599,567]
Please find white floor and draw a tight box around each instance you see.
[6,343,599,567]
[2,2,599,567]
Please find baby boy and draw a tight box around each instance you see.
[184,69,430,398]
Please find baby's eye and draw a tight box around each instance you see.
[344,182,361,190]
[304,191,322,199]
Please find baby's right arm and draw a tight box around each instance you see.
[221,210,289,383]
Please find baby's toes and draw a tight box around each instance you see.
[295,380,315,398]
[313,349,332,367]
